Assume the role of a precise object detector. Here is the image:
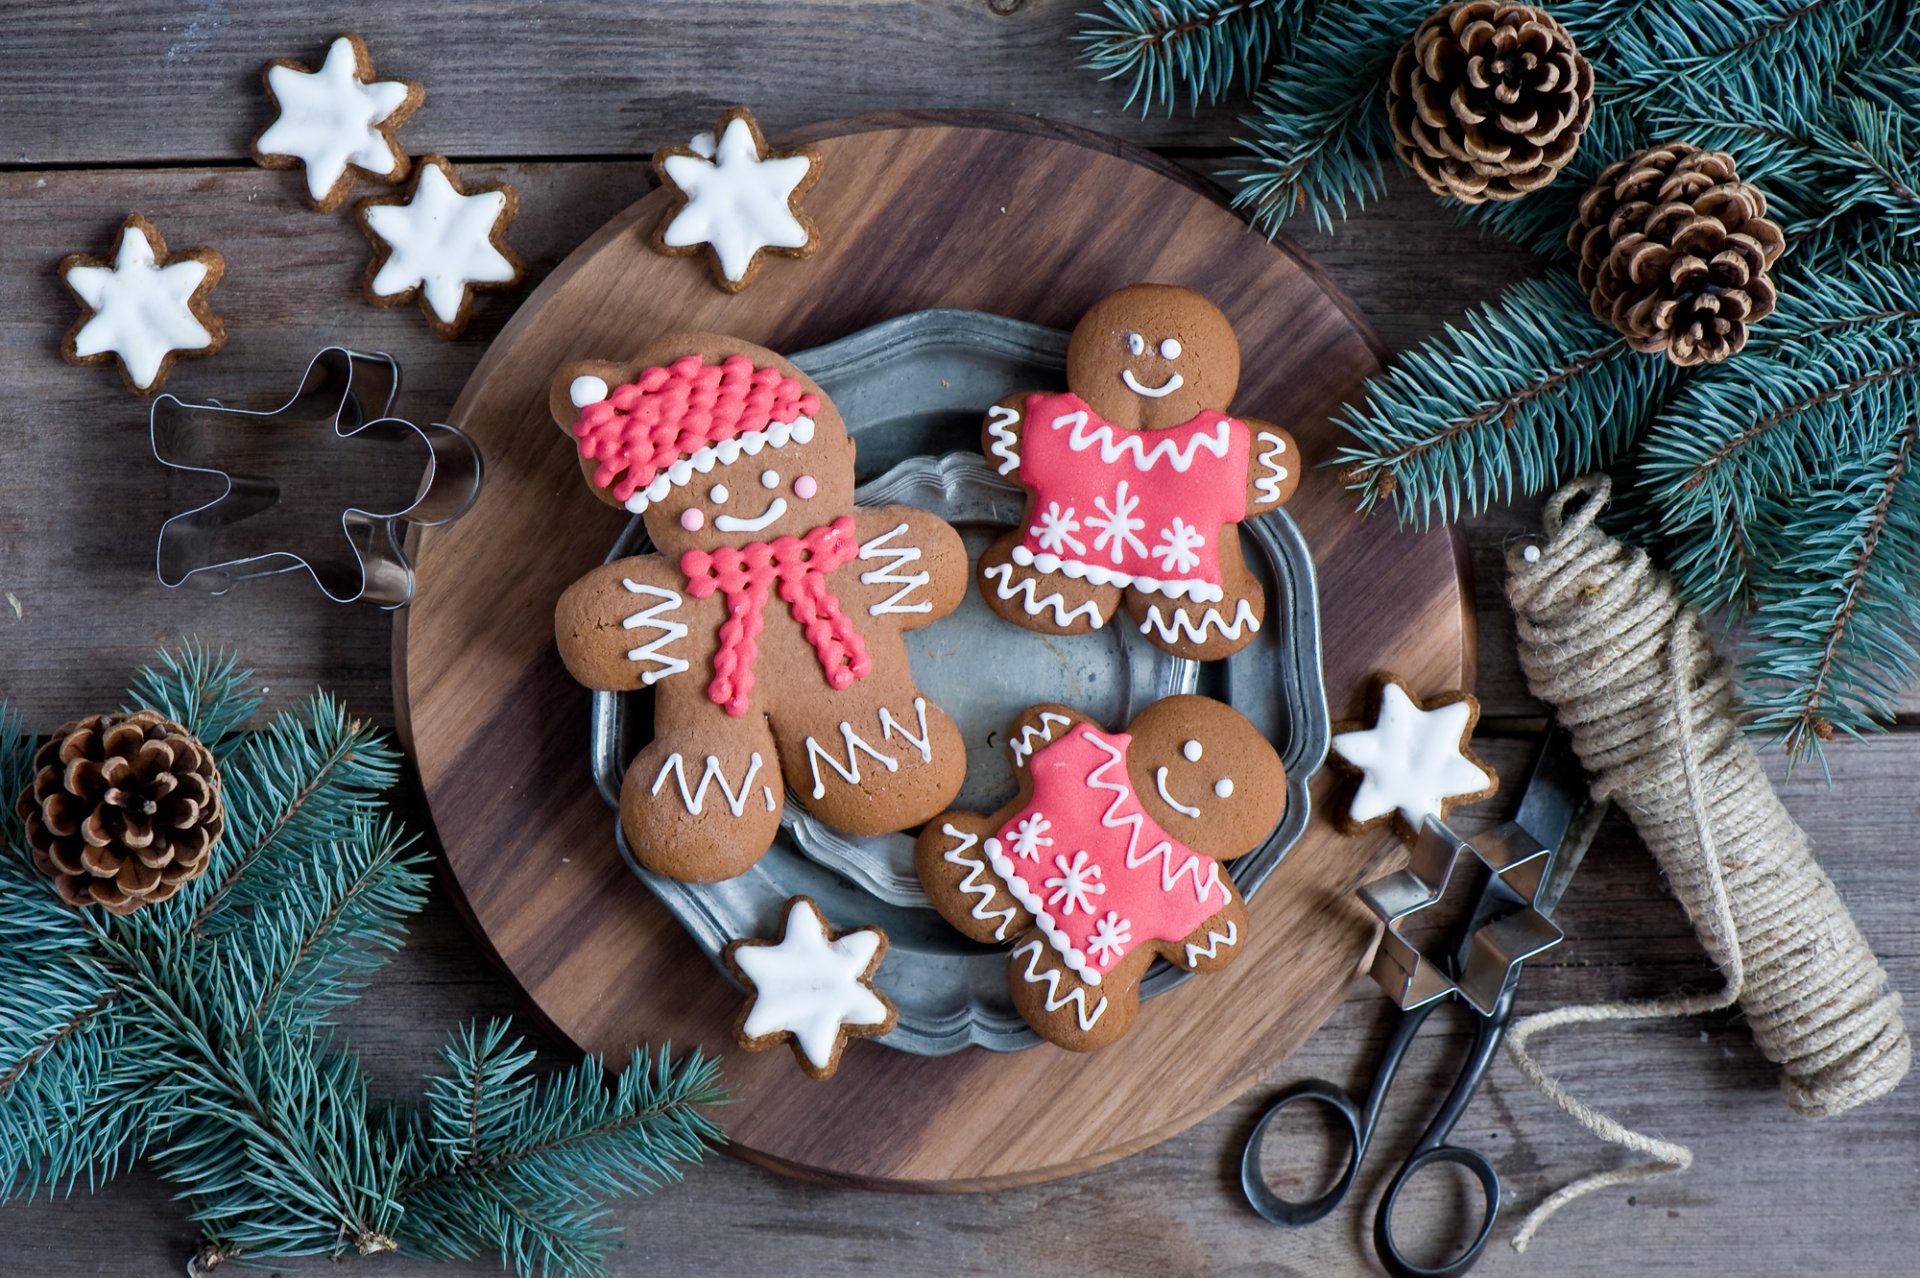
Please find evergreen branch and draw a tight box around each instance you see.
[1606,0,1878,106]
[123,645,260,755]
[1075,0,1298,113]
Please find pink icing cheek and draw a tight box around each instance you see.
[793,474,819,500]
[680,507,705,532]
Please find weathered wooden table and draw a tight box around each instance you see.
[4,6,1912,1275]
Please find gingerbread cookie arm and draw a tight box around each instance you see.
[554,557,707,694]
[980,390,1038,482]
[1241,416,1301,513]
[1165,884,1249,974]
[843,506,969,633]
[1002,702,1092,769]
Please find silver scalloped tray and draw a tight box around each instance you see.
[588,309,1328,1054]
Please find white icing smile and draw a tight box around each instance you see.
[1122,368,1184,398]
[1154,766,1202,819]
[714,496,788,533]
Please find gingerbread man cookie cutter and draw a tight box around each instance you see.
[150,346,482,607]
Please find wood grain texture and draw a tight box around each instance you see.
[399,113,1472,1187]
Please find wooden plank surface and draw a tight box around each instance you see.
[2,5,1916,1272]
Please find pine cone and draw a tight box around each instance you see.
[1571,143,1787,366]
[1386,2,1594,203]
[15,709,224,915]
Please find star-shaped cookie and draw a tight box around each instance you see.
[724,896,896,1080]
[354,157,523,339]
[253,33,422,211]
[651,106,821,293]
[59,215,225,396]
[1328,674,1497,843]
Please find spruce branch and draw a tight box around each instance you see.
[1076,0,1299,113]
[123,645,260,757]
[1604,0,1878,106]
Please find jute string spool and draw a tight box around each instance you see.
[1499,475,1910,1248]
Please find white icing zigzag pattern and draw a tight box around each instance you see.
[858,523,933,616]
[651,751,775,817]
[1009,711,1073,767]
[1082,729,1226,907]
[1012,938,1108,1031]
[622,579,690,683]
[1139,598,1261,646]
[879,697,934,763]
[940,823,1018,941]
[1051,409,1233,473]
[987,405,1021,475]
[1184,920,1238,966]
[803,700,932,800]
[1254,431,1291,504]
[983,561,1104,628]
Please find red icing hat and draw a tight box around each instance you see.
[572,353,820,509]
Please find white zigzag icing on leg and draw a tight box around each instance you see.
[879,697,933,763]
[940,823,1017,941]
[986,404,1021,475]
[651,752,772,817]
[1012,938,1107,1031]
[1008,711,1072,767]
[857,523,933,615]
[1253,431,1291,504]
[804,722,899,800]
[1183,920,1238,966]
[621,580,690,683]
[1139,597,1261,645]
[983,561,1104,628]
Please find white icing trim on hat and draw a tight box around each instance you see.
[623,415,816,514]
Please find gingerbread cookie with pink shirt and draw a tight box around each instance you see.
[977,283,1301,661]
[551,333,969,882]
[914,695,1286,1050]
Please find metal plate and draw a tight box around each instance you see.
[588,308,1328,1054]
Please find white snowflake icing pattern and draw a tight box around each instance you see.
[1086,911,1134,965]
[1087,480,1149,565]
[1031,502,1086,556]
[1151,517,1207,576]
[1044,849,1107,916]
[1010,813,1054,861]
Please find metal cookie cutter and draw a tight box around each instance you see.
[150,346,482,608]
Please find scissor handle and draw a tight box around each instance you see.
[1374,1143,1501,1278]
[1240,1079,1366,1227]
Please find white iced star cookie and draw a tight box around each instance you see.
[354,157,524,339]
[253,33,422,211]
[59,215,225,395]
[724,896,896,1080]
[1329,675,1498,843]
[651,106,821,293]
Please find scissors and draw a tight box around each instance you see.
[1240,725,1603,1278]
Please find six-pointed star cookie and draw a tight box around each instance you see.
[354,156,524,339]
[253,33,422,210]
[725,896,896,1080]
[1329,674,1497,843]
[651,106,821,292]
[59,214,225,396]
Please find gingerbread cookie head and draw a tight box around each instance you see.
[1123,696,1287,861]
[1065,283,1241,430]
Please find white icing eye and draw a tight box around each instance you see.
[760,469,780,489]
[1127,332,1145,356]
[1182,740,1203,762]
[710,483,729,504]
[1160,338,1182,360]
[1214,778,1234,798]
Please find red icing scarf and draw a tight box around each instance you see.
[681,516,872,716]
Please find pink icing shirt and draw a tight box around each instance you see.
[984,723,1229,984]
[1013,391,1250,603]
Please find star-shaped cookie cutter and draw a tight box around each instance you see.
[150,346,482,608]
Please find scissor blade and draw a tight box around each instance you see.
[1512,722,1590,855]
[1535,793,1606,921]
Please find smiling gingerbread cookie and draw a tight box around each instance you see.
[551,334,969,881]
[978,283,1301,660]
[914,695,1286,1050]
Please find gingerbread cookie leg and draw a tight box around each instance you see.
[1009,936,1144,1051]
[916,814,1034,945]
[771,687,965,837]
[1125,531,1267,661]
[977,531,1120,636]
[622,722,783,882]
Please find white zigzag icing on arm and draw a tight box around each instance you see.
[983,561,1104,628]
[1254,431,1291,504]
[1009,711,1073,767]
[1052,410,1233,473]
[1139,598,1261,645]
[1183,920,1238,966]
[1081,729,1226,907]
[987,404,1021,475]
[857,523,933,615]
[651,752,770,817]
[1012,938,1107,1030]
[621,580,690,683]
[879,697,933,763]
[805,722,899,800]
[940,823,1017,941]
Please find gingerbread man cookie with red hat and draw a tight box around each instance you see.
[914,696,1286,1050]
[552,333,969,882]
[977,283,1301,661]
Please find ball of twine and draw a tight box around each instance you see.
[1500,475,1910,1249]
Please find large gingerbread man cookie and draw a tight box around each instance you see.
[914,696,1286,1050]
[977,283,1301,661]
[552,333,969,882]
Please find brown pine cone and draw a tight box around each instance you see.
[1386,2,1594,203]
[15,709,224,915]
[1571,143,1787,366]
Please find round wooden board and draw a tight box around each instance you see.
[395,113,1472,1189]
